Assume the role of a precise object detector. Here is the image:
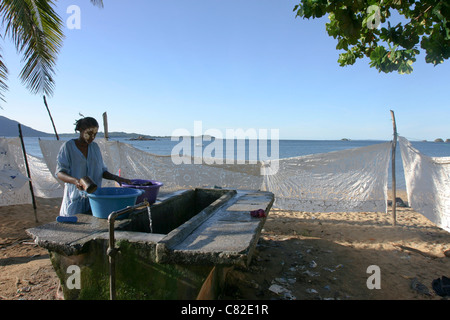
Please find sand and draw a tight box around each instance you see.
[1,191,449,300]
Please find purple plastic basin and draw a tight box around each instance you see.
[121,179,163,204]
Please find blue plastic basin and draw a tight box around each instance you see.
[87,187,144,219]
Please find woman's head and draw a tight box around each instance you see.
[75,117,99,132]
[75,117,99,144]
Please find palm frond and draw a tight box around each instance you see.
[90,0,104,8]
[0,47,9,105]
[0,0,104,103]
[1,0,64,97]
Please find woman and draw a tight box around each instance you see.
[56,117,131,216]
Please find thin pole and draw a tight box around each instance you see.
[103,112,109,140]
[390,110,397,226]
[43,95,59,140]
[18,124,38,223]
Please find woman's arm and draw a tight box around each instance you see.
[57,171,83,190]
[102,171,132,185]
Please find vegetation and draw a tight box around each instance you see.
[0,0,103,104]
[2,0,449,106]
[294,0,450,74]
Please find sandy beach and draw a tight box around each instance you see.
[1,191,449,300]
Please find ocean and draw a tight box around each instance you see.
[20,136,450,190]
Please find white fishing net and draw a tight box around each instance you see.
[39,139,264,191]
[262,142,392,213]
[37,139,392,213]
[399,137,450,232]
[27,153,63,198]
[6,136,450,231]
[0,138,63,206]
[0,138,31,206]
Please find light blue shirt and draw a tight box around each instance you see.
[56,139,107,216]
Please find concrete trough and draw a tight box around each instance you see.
[26,188,274,300]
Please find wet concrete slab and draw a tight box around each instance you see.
[27,214,129,255]
[27,188,273,266]
[159,190,274,266]
[26,188,274,300]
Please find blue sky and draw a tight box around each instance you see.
[1,0,449,140]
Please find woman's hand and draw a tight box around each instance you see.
[115,176,132,186]
[57,171,84,190]
[75,179,84,190]
[102,171,131,185]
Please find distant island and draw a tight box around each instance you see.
[1,116,215,140]
[433,138,450,143]
[0,116,215,141]
[0,116,163,139]
[127,135,155,141]
[2,116,448,142]
[0,115,54,137]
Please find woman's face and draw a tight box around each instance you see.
[80,126,98,144]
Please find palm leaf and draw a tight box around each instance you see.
[0,47,9,104]
[0,0,103,102]
[1,0,64,97]
[1,0,63,96]
[90,0,104,8]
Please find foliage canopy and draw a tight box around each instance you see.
[294,0,450,74]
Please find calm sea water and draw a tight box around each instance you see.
[20,136,450,190]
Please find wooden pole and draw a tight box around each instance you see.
[43,95,59,140]
[103,112,109,140]
[390,110,397,226]
[18,124,38,223]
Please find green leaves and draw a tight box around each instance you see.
[421,24,450,65]
[338,46,363,66]
[294,0,450,74]
[1,0,64,98]
[0,0,103,104]
[368,45,417,74]
[0,53,8,104]
[293,0,328,19]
